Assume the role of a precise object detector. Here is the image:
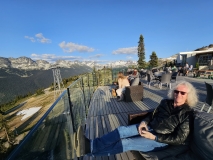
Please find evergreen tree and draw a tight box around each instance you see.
[149,51,158,68]
[137,34,146,69]
[93,65,96,72]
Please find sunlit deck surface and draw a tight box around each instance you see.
[83,76,212,160]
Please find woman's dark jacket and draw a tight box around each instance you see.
[143,99,194,145]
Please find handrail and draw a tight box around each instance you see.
[6,68,125,160]
[6,73,96,160]
[7,90,67,160]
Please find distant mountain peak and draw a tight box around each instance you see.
[0,56,139,70]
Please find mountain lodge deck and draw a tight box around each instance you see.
[7,76,212,160]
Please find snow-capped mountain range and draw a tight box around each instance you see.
[0,56,139,70]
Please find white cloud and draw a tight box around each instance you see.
[35,33,51,43]
[112,47,137,55]
[24,36,36,42]
[126,56,133,59]
[59,41,95,53]
[31,53,81,62]
[25,33,51,43]
[89,54,104,59]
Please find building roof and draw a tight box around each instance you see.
[179,48,213,55]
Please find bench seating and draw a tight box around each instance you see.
[128,110,213,160]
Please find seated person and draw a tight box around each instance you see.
[116,72,130,101]
[188,65,193,74]
[183,67,187,76]
[171,66,177,72]
[128,68,139,84]
[189,65,193,71]
[75,81,198,157]
[185,64,192,76]
[178,66,183,76]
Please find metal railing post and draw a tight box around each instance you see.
[88,74,91,103]
[104,67,105,85]
[67,88,75,132]
[81,78,87,113]
[97,72,99,86]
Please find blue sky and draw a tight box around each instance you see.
[0,0,213,64]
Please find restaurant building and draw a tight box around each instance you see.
[176,48,213,70]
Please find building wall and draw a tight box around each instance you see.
[186,53,197,67]
[176,52,196,67]
[177,54,182,63]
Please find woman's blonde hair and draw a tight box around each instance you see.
[118,72,126,79]
[167,80,198,108]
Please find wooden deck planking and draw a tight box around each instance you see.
[86,86,153,160]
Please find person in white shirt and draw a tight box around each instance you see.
[185,62,189,69]
[189,65,193,71]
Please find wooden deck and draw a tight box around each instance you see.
[83,76,212,160]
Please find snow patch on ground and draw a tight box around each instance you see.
[16,107,41,121]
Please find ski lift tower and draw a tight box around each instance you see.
[52,67,64,100]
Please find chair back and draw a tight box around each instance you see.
[171,72,178,79]
[160,73,172,83]
[131,77,140,86]
[154,72,163,77]
[147,74,152,82]
[140,71,146,78]
[205,82,213,106]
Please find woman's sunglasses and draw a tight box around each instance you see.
[174,90,187,95]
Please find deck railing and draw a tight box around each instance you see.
[7,68,126,160]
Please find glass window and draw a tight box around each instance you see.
[199,55,212,65]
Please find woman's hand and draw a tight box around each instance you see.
[138,121,148,135]
[140,130,156,140]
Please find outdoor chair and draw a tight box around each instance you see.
[139,71,146,78]
[158,73,172,89]
[146,73,156,88]
[200,82,213,113]
[154,71,163,77]
[123,82,143,102]
[130,77,140,86]
[154,71,164,79]
[171,71,178,82]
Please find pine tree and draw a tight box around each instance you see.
[137,35,146,69]
[149,51,158,68]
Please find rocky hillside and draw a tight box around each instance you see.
[194,44,213,51]
[157,54,178,67]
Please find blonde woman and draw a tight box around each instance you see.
[116,72,130,101]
